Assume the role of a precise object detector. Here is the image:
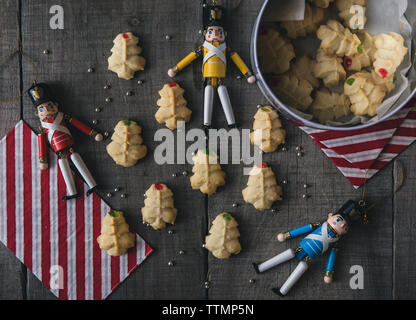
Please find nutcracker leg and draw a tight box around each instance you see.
[204,83,214,128]
[69,149,97,196]
[272,259,310,297]
[58,152,79,201]
[217,84,236,128]
[252,249,296,274]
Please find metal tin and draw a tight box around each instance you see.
[250,0,416,131]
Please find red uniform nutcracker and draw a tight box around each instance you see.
[29,83,103,201]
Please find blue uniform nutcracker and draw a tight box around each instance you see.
[253,200,366,296]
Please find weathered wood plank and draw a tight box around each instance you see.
[206,0,394,299]
[21,0,207,299]
[0,0,25,300]
[393,144,416,299]
[0,0,407,300]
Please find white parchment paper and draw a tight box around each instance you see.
[266,0,414,126]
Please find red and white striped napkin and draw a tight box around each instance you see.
[298,98,416,188]
[0,120,152,300]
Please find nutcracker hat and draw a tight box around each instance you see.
[336,200,365,225]
[205,5,225,27]
[28,82,56,108]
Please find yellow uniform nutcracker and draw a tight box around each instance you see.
[168,3,256,128]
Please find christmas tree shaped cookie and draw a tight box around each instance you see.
[106,119,147,167]
[108,32,146,80]
[250,106,286,153]
[97,210,135,257]
[336,0,367,30]
[242,163,283,211]
[344,32,375,72]
[190,149,226,194]
[270,73,313,111]
[317,20,361,57]
[344,72,386,116]
[258,28,295,75]
[155,81,192,130]
[371,69,396,94]
[141,183,177,230]
[373,32,408,80]
[308,0,334,8]
[205,213,241,259]
[314,49,346,88]
[310,89,351,124]
[281,3,324,39]
[291,55,320,89]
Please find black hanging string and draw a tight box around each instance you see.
[0,10,38,104]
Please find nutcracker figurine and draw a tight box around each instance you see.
[167,1,256,128]
[253,200,368,296]
[29,83,103,201]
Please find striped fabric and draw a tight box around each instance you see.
[0,120,152,300]
[298,99,416,189]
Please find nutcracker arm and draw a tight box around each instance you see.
[277,222,321,242]
[168,46,203,77]
[38,129,48,170]
[229,51,256,84]
[324,247,339,284]
[65,114,103,141]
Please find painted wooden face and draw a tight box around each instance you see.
[327,213,349,236]
[205,26,225,42]
[37,101,59,121]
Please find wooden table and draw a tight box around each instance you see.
[0,0,414,300]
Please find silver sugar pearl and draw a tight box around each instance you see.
[165,35,172,40]
[205,281,210,289]
[126,91,133,96]
[281,146,287,151]
[106,193,112,198]
[92,120,98,125]
[282,180,288,185]
[271,209,276,213]
[236,75,242,80]
[198,30,203,34]
[303,184,308,188]
[256,105,262,109]
[179,250,185,255]
[95,107,101,113]
[104,131,110,137]
[202,244,205,248]
[121,193,127,199]
[232,203,238,208]
[168,261,174,266]
[295,146,302,151]
[143,193,147,197]
[182,171,188,177]
[130,18,140,26]
[172,173,177,177]
[297,152,303,157]
[104,84,110,90]
[302,194,308,199]
[114,187,120,192]
[43,49,50,55]
[249,279,255,284]
[146,223,150,227]
[142,221,146,224]
[168,230,174,234]
[105,97,111,103]
[88,67,94,73]
[137,80,144,85]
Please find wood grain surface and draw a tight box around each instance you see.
[0,0,414,300]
